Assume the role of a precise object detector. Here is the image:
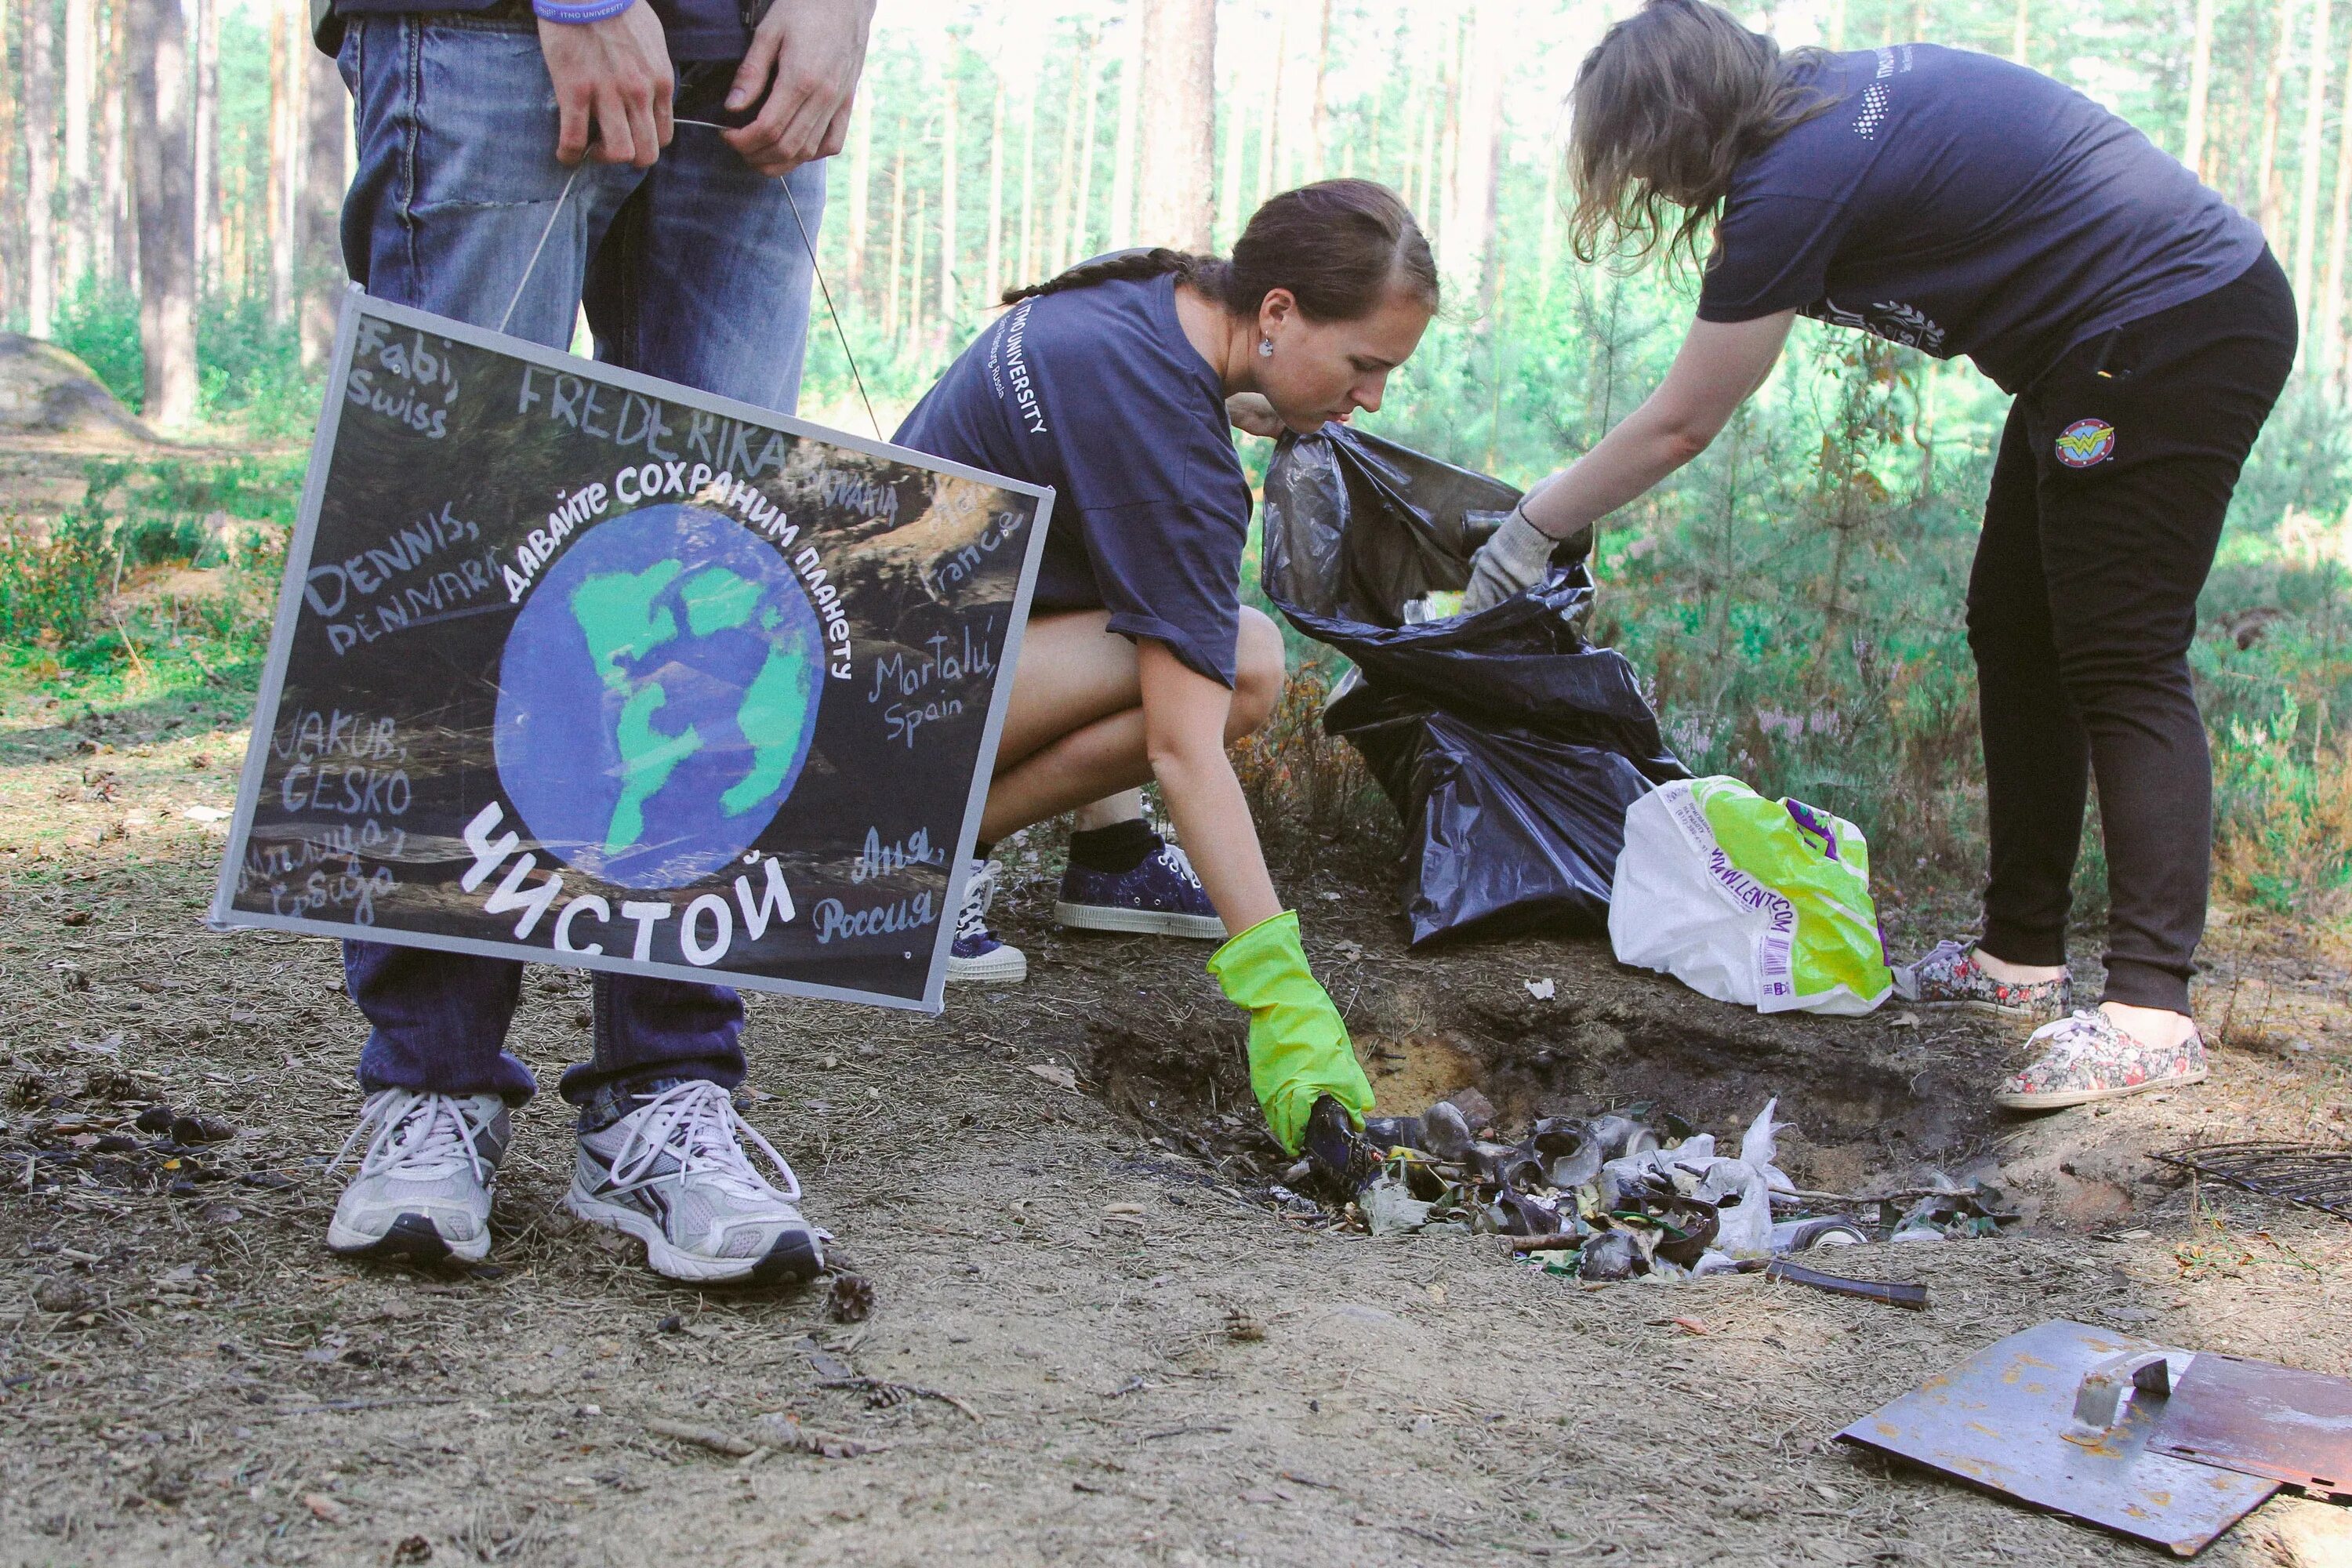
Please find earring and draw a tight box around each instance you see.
[1258,338,1274,358]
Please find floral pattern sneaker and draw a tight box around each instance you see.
[1892,938,2069,1021]
[1994,1008,2208,1110]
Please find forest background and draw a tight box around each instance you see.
[2,0,2350,931]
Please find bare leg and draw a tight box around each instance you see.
[1072,790,1147,831]
[1973,948,2066,984]
[980,608,1283,846]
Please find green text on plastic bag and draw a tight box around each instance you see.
[1693,778,1893,1009]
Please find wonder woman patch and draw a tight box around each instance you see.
[2054,417,2117,468]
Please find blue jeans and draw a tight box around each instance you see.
[335,13,826,1115]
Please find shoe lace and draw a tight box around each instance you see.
[956,859,1000,942]
[2027,1009,2109,1050]
[1157,842,1204,891]
[333,1089,492,1185]
[600,1080,801,1205]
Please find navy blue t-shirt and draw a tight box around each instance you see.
[893,272,1253,687]
[1698,44,2266,393]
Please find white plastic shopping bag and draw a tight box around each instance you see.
[1609,777,1893,1017]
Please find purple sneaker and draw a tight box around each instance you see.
[1054,840,1225,938]
[946,859,1026,984]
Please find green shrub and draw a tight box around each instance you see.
[198,292,321,439]
[51,279,144,408]
[0,514,112,646]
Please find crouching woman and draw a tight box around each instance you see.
[894,180,1438,1152]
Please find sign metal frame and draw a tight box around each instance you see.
[206,287,1054,1016]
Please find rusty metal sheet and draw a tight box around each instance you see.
[1836,1320,2278,1556]
[2149,1352,2352,1502]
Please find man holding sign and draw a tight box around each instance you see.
[313,0,871,1282]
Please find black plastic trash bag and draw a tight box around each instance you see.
[1259,425,1689,946]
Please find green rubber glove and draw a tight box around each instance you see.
[1207,910,1376,1154]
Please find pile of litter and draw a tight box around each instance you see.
[1288,1092,2016,1283]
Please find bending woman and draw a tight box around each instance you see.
[895,180,1437,1152]
[1466,0,2293,1110]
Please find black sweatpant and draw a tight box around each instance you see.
[1965,249,2296,1014]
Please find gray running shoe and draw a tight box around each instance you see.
[566,1080,826,1284]
[327,1090,510,1264]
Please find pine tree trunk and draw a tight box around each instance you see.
[1049,31,1086,278]
[939,65,959,325]
[1445,0,1505,304]
[0,0,17,324]
[1401,65,1426,216]
[1430,16,1449,248]
[195,0,219,285]
[1253,13,1283,212]
[106,0,132,290]
[298,38,346,365]
[2295,0,2333,323]
[985,83,1004,307]
[907,187,927,354]
[2185,0,2217,175]
[224,147,244,296]
[1137,0,1213,250]
[268,1,293,325]
[2262,2,2292,240]
[1537,124,1559,304]
[64,0,93,295]
[131,0,197,424]
[1309,0,1331,180]
[1018,93,1036,285]
[1214,62,1243,247]
[1414,53,1440,236]
[846,94,870,291]
[1109,3,1139,249]
[2320,31,2352,379]
[25,0,56,337]
[1068,31,1101,264]
[884,144,904,339]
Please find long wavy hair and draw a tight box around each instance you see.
[1003,179,1439,319]
[1566,0,1831,268]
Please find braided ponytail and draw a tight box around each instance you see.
[997,180,1437,319]
[1000,247,1233,305]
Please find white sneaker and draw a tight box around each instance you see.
[566,1080,826,1284]
[946,858,1027,983]
[327,1090,510,1264]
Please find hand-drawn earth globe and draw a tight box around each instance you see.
[493,502,825,890]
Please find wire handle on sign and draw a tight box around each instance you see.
[498,162,586,337]
[671,118,884,442]
[493,120,884,441]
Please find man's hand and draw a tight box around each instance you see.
[724,0,874,176]
[1225,393,1283,438]
[539,2,673,168]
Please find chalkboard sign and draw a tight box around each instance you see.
[208,289,1054,1013]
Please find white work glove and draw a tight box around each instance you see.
[1462,503,1561,614]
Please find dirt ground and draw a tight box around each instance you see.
[2,684,2349,1568]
